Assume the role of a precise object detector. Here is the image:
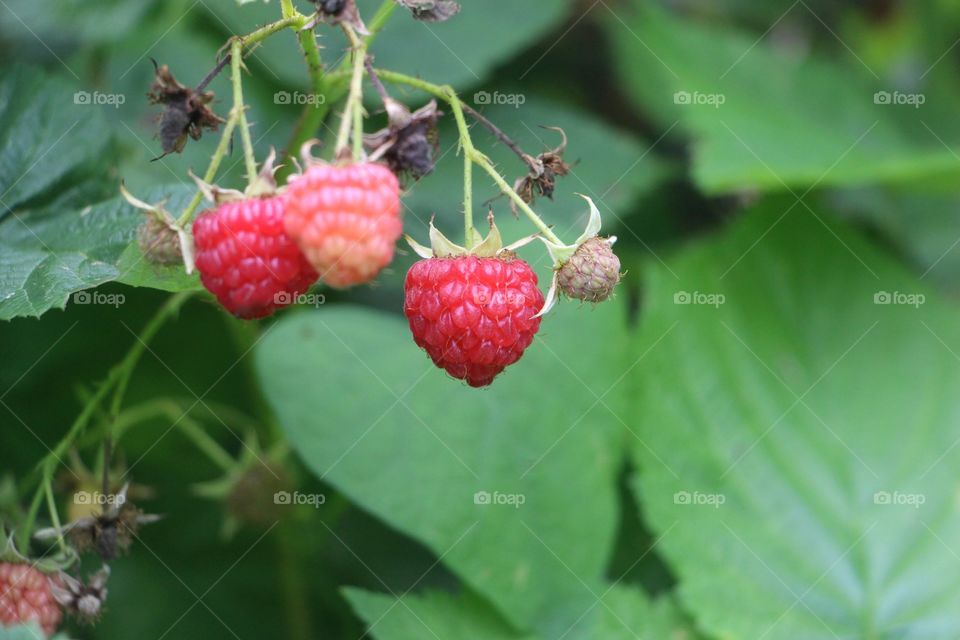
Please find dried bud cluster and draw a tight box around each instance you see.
[147,62,222,157]
[365,100,442,179]
[512,127,571,215]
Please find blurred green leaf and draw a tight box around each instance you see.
[345,584,701,639]
[633,198,960,638]
[0,185,201,320]
[607,3,960,193]
[0,67,110,210]
[345,588,535,639]
[256,301,627,637]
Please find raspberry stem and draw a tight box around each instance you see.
[335,24,368,159]
[372,69,565,245]
[177,109,239,226]
[230,38,259,185]
[43,479,68,556]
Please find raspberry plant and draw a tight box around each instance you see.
[4,1,960,639]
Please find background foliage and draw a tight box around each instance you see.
[2,0,959,638]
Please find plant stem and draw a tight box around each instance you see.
[335,24,367,158]
[372,69,564,244]
[43,479,68,555]
[231,39,259,184]
[175,411,236,472]
[17,293,192,549]
[177,111,238,226]
[463,154,473,244]
[460,102,540,174]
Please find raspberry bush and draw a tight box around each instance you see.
[2,0,960,639]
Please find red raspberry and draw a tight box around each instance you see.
[284,162,402,288]
[0,563,62,637]
[193,196,318,319]
[403,255,544,387]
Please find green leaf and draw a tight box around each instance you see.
[633,198,960,638]
[255,302,627,637]
[0,185,201,320]
[344,588,535,640]
[0,67,110,210]
[201,0,573,91]
[607,4,960,193]
[344,585,701,640]
[594,586,703,640]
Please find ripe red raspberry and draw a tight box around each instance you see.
[0,563,62,637]
[404,254,544,387]
[284,162,402,288]
[193,196,318,319]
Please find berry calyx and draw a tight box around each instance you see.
[404,218,544,387]
[284,157,402,288]
[0,563,62,637]
[193,195,318,319]
[556,236,621,303]
[538,195,620,315]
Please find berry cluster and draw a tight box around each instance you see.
[190,160,402,319]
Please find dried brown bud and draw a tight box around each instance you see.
[51,566,110,624]
[147,61,223,158]
[395,0,461,21]
[364,100,442,180]
[137,214,183,266]
[511,127,571,215]
[313,0,368,33]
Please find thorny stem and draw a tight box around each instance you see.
[17,293,192,550]
[363,57,391,105]
[43,479,68,555]
[335,24,367,158]
[460,102,540,174]
[177,110,238,226]
[372,69,564,244]
[463,154,473,244]
[231,39,259,185]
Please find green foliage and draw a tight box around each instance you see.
[255,302,626,637]
[634,200,960,639]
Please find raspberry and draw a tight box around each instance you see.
[0,563,62,637]
[193,196,318,319]
[404,254,544,387]
[138,214,182,266]
[556,236,620,303]
[284,162,402,288]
